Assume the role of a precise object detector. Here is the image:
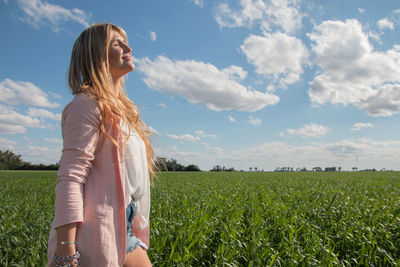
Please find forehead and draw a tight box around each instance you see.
[110,30,126,41]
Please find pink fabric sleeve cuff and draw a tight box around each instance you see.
[53,179,84,229]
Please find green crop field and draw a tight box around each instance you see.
[0,171,399,266]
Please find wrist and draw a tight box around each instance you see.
[56,244,76,257]
[52,250,80,267]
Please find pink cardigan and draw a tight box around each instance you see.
[47,94,149,266]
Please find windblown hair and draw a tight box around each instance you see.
[68,23,155,177]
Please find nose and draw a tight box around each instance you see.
[123,43,132,53]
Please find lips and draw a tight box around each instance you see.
[122,55,131,61]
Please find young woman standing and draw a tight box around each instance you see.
[47,23,153,267]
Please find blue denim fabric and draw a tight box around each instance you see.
[126,199,143,254]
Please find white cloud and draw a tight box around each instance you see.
[157,103,167,108]
[215,0,303,34]
[0,124,26,134]
[241,32,309,86]
[0,104,45,134]
[368,31,382,43]
[195,130,218,139]
[149,31,157,41]
[44,137,62,144]
[308,19,400,116]
[156,146,203,163]
[377,18,394,30]
[358,8,366,14]
[166,130,217,142]
[249,115,261,126]
[156,138,400,171]
[0,79,60,108]
[27,108,61,121]
[190,0,203,8]
[205,145,224,157]
[166,134,200,142]
[228,116,236,122]
[14,144,61,164]
[351,122,373,132]
[16,0,90,31]
[0,137,16,149]
[281,123,330,138]
[137,55,279,112]
[48,92,62,99]
[356,83,400,116]
[148,126,159,136]
[240,138,400,170]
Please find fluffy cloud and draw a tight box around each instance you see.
[190,0,203,8]
[241,32,309,86]
[281,123,330,138]
[0,137,17,149]
[357,84,400,116]
[351,122,373,132]
[20,145,61,164]
[44,137,62,144]
[249,115,261,126]
[27,108,61,121]
[358,8,366,14]
[157,138,400,171]
[308,19,400,116]
[377,18,394,30]
[149,31,157,41]
[157,103,167,108]
[0,104,44,134]
[166,130,217,142]
[136,55,279,112]
[148,126,159,136]
[16,0,90,31]
[166,134,200,142]
[0,79,59,108]
[215,0,303,33]
[195,130,218,139]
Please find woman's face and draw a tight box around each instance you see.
[108,30,135,80]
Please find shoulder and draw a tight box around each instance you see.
[62,94,101,125]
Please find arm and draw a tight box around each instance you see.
[55,223,77,256]
[53,96,101,259]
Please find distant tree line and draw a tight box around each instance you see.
[1,151,201,172]
[210,165,236,172]
[0,150,59,170]
[155,157,201,172]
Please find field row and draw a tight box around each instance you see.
[1,171,399,266]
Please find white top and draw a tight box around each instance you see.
[121,122,150,234]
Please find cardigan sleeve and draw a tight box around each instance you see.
[53,95,101,229]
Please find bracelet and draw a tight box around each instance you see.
[52,251,80,267]
[59,241,76,245]
[52,259,79,267]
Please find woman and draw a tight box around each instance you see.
[47,23,154,267]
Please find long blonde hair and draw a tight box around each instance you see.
[68,23,155,177]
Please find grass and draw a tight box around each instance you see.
[0,171,399,266]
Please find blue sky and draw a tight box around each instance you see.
[1,0,400,171]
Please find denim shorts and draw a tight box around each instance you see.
[126,199,146,254]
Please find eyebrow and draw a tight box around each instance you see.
[112,38,125,42]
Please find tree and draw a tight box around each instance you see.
[155,157,199,172]
[210,165,222,172]
[0,150,23,170]
[184,164,201,171]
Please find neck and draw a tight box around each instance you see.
[112,76,122,92]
